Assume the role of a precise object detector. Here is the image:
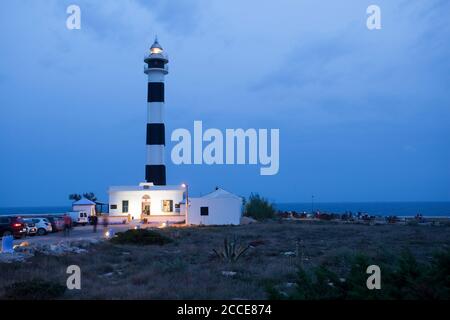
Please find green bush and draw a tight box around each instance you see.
[244,193,275,220]
[3,279,66,300]
[267,249,450,300]
[110,229,173,246]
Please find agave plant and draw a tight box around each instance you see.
[213,236,250,263]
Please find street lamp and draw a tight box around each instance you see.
[181,183,189,219]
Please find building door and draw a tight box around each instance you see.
[141,195,151,221]
[142,203,151,216]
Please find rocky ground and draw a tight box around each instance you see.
[0,238,100,263]
[0,220,449,299]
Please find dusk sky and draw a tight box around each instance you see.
[0,0,449,207]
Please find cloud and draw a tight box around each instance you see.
[0,0,449,205]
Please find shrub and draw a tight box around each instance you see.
[267,249,450,300]
[213,236,250,263]
[3,279,66,300]
[244,193,275,220]
[429,249,450,298]
[110,229,173,246]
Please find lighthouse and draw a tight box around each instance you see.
[144,38,168,185]
[108,38,184,223]
[107,38,243,226]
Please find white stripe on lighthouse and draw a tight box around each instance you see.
[147,73,165,82]
[147,102,164,123]
[146,145,165,165]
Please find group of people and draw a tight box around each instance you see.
[90,214,109,233]
[61,214,109,237]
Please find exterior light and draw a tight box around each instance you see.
[182,184,189,220]
[151,47,162,54]
[104,228,115,239]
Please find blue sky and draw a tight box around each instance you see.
[0,0,449,206]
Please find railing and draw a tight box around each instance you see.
[144,64,169,73]
[144,53,169,60]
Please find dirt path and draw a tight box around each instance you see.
[13,224,132,245]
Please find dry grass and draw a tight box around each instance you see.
[1,220,449,299]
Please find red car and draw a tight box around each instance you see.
[0,216,27,239]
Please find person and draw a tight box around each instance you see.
[63,214,71,237]
[103,215,109,230]
[92,215,98,233]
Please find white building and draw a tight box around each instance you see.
[108,182,184,223]
[184,188,243,225]
[72,198,96,216]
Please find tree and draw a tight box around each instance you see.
[244,193,275,220]
[69,194,82,202]
[83,192,97,202]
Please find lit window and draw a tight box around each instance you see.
[162,200,173,212]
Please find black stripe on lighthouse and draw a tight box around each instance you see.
[146,165,166,186]
[146,123,165,145]
[147,82,165,102]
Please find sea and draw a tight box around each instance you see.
[0,206,72,216]
[1,202,450,217]
[275,202,450,217]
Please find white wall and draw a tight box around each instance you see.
[186,198,242,225]
[108,189,184,218]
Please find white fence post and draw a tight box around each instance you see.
[1,235,14,253]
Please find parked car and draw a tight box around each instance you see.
[66,211,89,226]
[46,216,65,232]
[0,216,27,239]
[23,219,38,236]
[31,218,53,235]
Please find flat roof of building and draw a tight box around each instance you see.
[109,184,184,193]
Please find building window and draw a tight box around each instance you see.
[162,200,173,212]
[200,207,209,216]
[110,204,117,210]
[122,200,129,213]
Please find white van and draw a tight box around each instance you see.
[67,211,89,226]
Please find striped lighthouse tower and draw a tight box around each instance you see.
[144,38,168,185]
